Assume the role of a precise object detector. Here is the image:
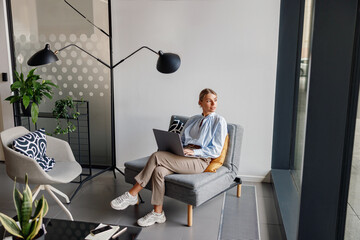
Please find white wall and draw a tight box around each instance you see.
[0,0,14,161]
[112,0,280,181]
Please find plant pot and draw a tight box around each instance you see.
[21,102,32,116]
[12,228,45,240]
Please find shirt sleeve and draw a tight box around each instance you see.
[181,116,195,145]
[193,117,228,158]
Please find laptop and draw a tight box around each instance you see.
[153,129,188,157]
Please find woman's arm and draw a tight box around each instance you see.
[180,115,198,144]
[193,117,227,158]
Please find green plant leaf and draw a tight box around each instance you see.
[43,92,52,99]
[52,97,80,135]
[41,197,48,217]
[24,175,32,203]
[26,89,34,98]
[33,82,41,91]
[13,177,24,232]
[27,68,36,78]
[26,220,38,240]
[13,185,23,228]
[8,96,21,104]
[31,104,39,125]
[22,96,30,109]
[32,196,47,219]
[20,181,33,236]
[7,68,57,125]
[11,81,22,90]
[0,213,23,238]
[28,196,46,240]
[43,200,48,217]
[35,210,44,237]
[26,209,43,240]
[44,80,58,87]
[73,111,80,118]
[14,70,20,80]
[5,96,14,101]
[31,74,40,81]
[25,220,37,240]
[27,199,45,240]
[34,96,41,105]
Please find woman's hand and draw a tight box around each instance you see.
[184,149,195,156]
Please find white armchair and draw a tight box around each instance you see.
[0,126,82,221]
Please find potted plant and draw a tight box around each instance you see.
[0,174,48,240]
[5,68,58,124]
[52,96,81,135]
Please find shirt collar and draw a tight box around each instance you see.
[202,112,216,118]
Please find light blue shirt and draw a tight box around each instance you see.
[181,112,227,158]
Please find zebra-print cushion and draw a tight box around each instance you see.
[169,119,185,134]
[13,129,55,172]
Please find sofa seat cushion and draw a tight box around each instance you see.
[124,156,231,190]
[125,163,236,206]
[124,156,151,172]
[165,167,229,189]
[165,172,236,206]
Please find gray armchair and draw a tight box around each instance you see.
[0,126,82,221]
[124,115,244,226]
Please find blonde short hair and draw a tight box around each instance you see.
[199,88,217,102]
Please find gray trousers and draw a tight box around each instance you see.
[134,151,209,205]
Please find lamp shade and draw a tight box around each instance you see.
[27,44,59,66]
[156,51,181,74]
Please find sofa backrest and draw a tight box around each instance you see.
[170,115,244,174]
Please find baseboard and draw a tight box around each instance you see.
[238,174,271,183]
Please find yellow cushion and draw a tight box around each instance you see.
[204,134,229,173]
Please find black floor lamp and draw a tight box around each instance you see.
[27,43,180,201]
[27,41,180,202]
[27,43,181,74]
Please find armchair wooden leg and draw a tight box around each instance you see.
[237,184,242,198]
[187,205,193,227]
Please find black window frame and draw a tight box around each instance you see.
[271,0,360,239]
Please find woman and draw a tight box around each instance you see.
[110,88,227,227]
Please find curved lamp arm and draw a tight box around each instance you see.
[32,1,181,73]
[56,43,111,68]
[112,46,157,68]
[27,44,181,74]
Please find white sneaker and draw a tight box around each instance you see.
[110,192,138,210]
[137,210,166,227]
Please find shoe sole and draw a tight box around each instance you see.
[138,218,166,227]
[110,200,137,210]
